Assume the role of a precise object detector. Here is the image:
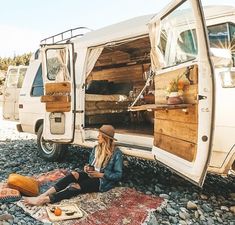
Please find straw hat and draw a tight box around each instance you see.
[99,125,117,141]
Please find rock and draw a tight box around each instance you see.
[154,185,162,193]
[179,211,190,220]
[159,194,170,199]
[166,207,177,215]
[0,214,13,221]
[200,214,206,221]
[201,203,213,213]
[169,216,178,224]
[200,194,208,200]
[220,206,229,212]
[194,210,199,219]
[230,193,235,200]
[207,217,215,225]
[187,201,198,210]
[230,206,235,214]
[217,217,223,223]
[178,220,187,225]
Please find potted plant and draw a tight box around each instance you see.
[166,74,188,105]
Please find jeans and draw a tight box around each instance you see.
[49,172,100,203]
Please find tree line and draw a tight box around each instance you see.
[0,53,32,71]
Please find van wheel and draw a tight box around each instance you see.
[37,125,67,161]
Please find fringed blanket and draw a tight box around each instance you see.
[16,170,164,225]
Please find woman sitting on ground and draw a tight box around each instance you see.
[23,125,123,206]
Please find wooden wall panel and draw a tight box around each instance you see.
[45,82,71,94]
[46,102,71,112]
[87,63,150,87]
[154,119,197,143]
[155,105,198,123]
[154,132,197,162]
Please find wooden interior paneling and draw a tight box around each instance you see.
[88,63,150,84]
[85,101,129,115]
[154,133,196,162]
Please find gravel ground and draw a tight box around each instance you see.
[0,102,234,225]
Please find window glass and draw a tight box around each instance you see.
[31,64,44,96]
[6,68,18,88]
[17,68,27,88]
[46,48,70,81]
[208,23,229,49]
[159,1,197,67]
[229,23,235,66]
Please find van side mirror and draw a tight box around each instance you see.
[210,48,232,68]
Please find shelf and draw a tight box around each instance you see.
[128,103,194,111]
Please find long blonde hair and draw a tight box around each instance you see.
[94,135,115,168]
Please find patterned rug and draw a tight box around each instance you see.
[15,170,164,225]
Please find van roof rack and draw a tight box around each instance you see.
[40,27,92,45]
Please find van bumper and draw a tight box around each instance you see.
[16,124,23,132]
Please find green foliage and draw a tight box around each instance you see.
[0,53,32,71]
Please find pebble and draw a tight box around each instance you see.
[220,205,229,211]
[0,108,235,225]
[187,201,198,210]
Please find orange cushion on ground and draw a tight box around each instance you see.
[7,174,39,197]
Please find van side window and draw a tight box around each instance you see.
[31,64,44,96]
[6,68,18,88]
[17,68,27,88]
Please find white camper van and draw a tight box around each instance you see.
[3,65,28,120]
[17,0,235,186]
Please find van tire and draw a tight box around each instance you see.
[37,125,67,161]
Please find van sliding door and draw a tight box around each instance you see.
[150,0,214,186]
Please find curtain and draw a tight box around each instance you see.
[148,20,165,71]
[85,47,104,78]
[56,49,71,82]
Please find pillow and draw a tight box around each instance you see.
[7,173,40,197]
[0,187,21,203]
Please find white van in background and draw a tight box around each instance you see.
[17,1,235,187]
[3,65,28,120]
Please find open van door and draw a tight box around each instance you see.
[150,0,214,186]
[40,44,75,143]
[3,66,27,120]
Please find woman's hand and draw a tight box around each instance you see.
[87,171,104,178]
[84,164,89,173]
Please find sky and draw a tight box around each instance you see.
[0,0,234,57]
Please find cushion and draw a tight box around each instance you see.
[7,174,40,197]
[0,187,21,203]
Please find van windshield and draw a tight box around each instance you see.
[174,23,235,67]
[208,23,235,67]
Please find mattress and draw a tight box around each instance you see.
[85,94,129,102]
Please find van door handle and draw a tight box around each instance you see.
[197,95,207,100]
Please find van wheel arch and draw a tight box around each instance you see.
[35,119,43,134]
[37,125,68,161]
